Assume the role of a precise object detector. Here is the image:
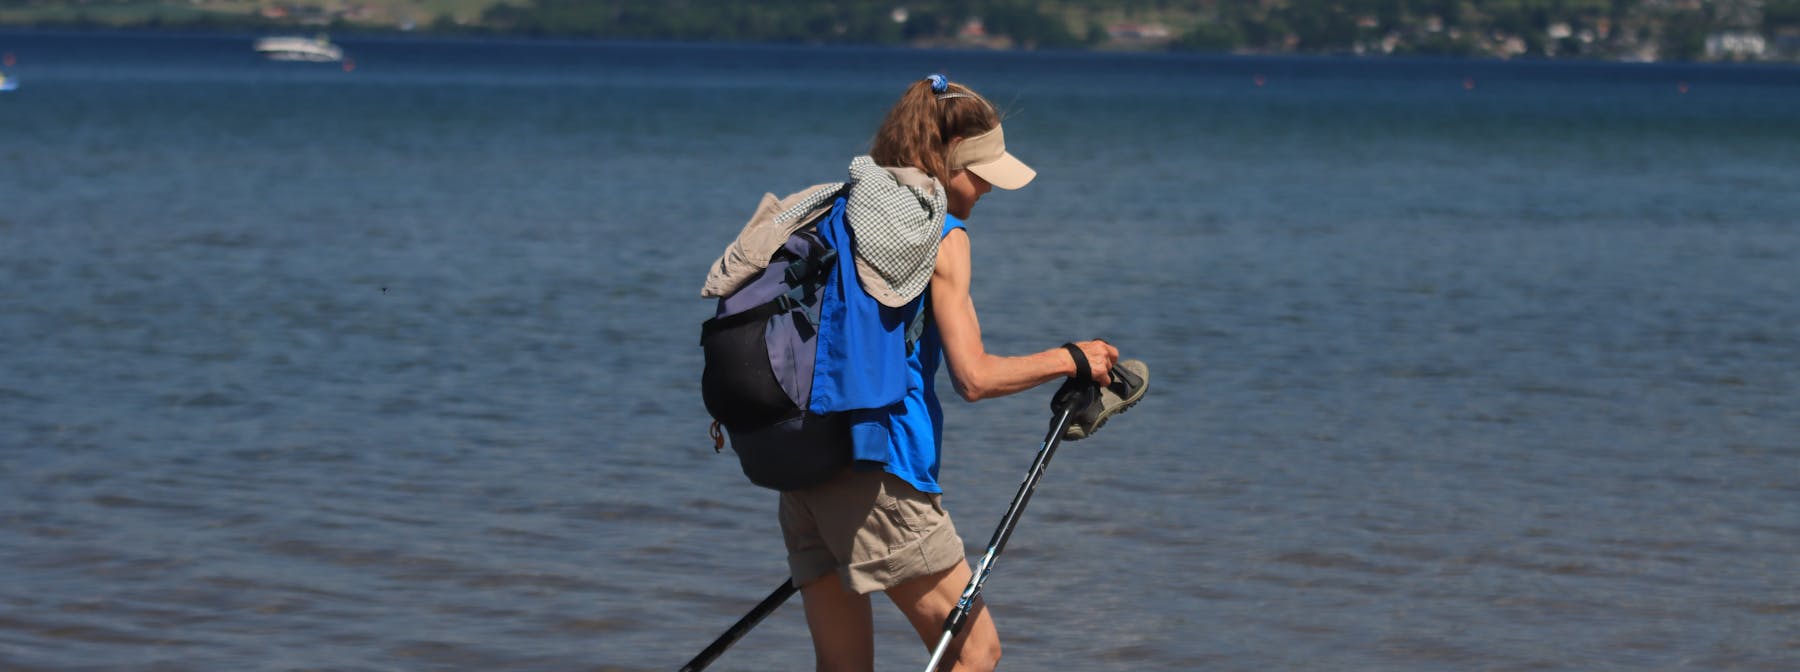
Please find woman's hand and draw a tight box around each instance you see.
[1070,339,1120,387]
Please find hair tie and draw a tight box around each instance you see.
[927,73,949,93]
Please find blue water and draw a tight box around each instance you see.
[2,29,1798,671]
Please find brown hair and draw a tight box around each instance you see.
[869,78,1001,187]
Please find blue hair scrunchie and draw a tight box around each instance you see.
[927,73,949,93]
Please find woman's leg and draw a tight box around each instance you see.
[886,562,1001,672]
[800,570,875,672]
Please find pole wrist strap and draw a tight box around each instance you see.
[1061,342,1090,382]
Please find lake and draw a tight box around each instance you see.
[1,29,1798,671]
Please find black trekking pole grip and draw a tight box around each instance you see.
[1049,374,1098,418]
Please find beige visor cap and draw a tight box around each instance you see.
[948,125,1036,190]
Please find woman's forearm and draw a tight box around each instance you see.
[947,347,1075,402]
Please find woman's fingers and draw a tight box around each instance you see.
[1079,340,1117,387]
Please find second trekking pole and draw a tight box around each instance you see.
[921,377,1096,672]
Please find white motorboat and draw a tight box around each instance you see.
[254,35,344,62]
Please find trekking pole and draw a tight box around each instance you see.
[677,579,797,672]
[922,378,1097,672]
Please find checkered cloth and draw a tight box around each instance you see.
[703,156,945,307]
[842,156,946,307]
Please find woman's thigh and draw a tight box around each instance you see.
[800,571,874,672]
[885,562,1000,672]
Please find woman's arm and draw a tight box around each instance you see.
[931,229,1117,402]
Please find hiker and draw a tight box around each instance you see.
[699,73,1146,671]
[774,76,1136,672]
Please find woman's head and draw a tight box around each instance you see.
[870,75,1035,218]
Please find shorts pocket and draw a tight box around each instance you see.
[873,485,927,546]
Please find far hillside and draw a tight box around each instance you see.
[2,0,1796,63]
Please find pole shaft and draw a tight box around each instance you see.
[679,579,797,672]
[921,404,1079,672]
[924,629,956,672]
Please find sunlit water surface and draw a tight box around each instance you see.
[2,30,1798,671]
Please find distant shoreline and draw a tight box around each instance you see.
[4,0,1800,65]
[3,24,1798,71]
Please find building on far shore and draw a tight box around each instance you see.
[1706,32,1768,60]
[1102,22,1172,49]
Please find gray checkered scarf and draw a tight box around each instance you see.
[769,156,947,307]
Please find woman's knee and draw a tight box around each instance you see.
[956,634,1001,672]
[944,608,1001,672]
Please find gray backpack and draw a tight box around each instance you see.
[700,221,853,491]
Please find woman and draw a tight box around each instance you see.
[776,75,1128,672]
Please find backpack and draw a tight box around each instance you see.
[701,197,929,491]
[700,198,855,491]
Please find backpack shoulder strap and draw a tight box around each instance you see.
[904,292,929,355]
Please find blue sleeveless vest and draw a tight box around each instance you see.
[813,214,964,493]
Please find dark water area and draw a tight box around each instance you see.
[2,29,1798,670]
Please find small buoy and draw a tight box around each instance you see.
[1462,76,1475,90]
[342,57,356,73]
[2,52,14,67]
[1677,81,1689,94]
[1253,73,1266,87]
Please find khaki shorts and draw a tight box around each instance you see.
[779,468,966,595]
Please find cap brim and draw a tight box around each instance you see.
[966,152,1036,190]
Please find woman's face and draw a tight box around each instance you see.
[944,168,992,220]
